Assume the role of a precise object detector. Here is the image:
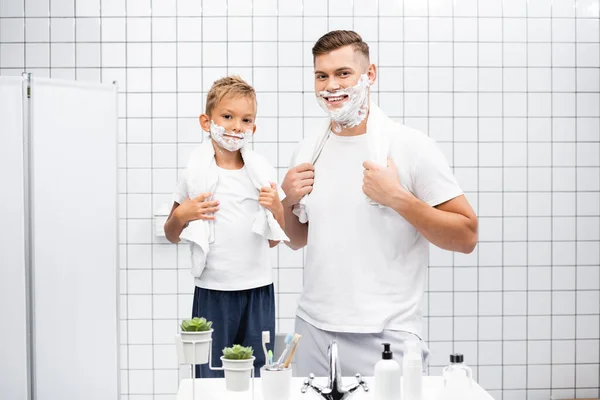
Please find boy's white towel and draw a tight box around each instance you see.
[290,100,393,223]
[179,139,288,272]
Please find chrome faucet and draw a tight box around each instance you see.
[301,340,369,400]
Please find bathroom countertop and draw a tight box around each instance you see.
[176,375,494,400]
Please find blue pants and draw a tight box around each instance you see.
[191,284,275,378]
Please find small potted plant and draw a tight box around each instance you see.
[221,344,255,391]
[176,317,213,366]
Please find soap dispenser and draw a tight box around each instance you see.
[374,343,402,400]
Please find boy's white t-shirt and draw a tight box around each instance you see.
[173,166,272,291]
[295,127,463,337]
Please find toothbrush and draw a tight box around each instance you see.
[268,350,273,367]
[274,333,294,367]
[261,331,270,368]
[283,333,302,369]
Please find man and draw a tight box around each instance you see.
[281,30,478,377]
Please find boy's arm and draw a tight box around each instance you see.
[164,202,186,244]
[259,182,287,248]
[268,203,286,248]
[166,171,190,244]
[163,194,220,244]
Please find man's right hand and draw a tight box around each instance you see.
[281,163,315,206]
[175,192,220,222]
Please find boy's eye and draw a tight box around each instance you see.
[243,119,253,123]
[222,114,232,119]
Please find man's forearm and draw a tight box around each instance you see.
[281,198,308,250]
[164,211,187,244]
[390,192,477,254]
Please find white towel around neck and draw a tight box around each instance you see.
[291,100,394,223]
[179,139,289,269]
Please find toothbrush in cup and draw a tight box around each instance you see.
[283,333,302,369]
[274,333,294,368]
[261,331,271,368]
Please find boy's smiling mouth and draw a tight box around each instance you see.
[223,133,244,140]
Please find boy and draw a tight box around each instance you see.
[164,76,286,378]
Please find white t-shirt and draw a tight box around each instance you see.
[295,127,463,336]
[173,166,272,291]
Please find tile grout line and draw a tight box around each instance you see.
[148,4,155,397]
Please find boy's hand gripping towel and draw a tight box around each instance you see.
[180,139,289,276]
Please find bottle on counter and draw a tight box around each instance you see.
[402,340,423,400]
[374,342,402,400]
[440,353,473,400]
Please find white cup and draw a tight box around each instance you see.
[261,366,292,400]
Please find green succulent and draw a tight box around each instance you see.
[222,344,254,360]
[180,317,213,332]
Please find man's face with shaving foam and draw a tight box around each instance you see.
[314,45,377,110]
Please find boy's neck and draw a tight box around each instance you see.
[211,139,244,170]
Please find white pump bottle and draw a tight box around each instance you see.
[374,342,402,400]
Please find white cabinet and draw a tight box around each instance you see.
[0,75,120,400]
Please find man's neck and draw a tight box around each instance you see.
[330,108,370,137]
[211,139,244,170]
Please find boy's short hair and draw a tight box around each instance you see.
[205,76,257,116]
[312,30,370,62]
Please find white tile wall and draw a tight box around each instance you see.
[1,0,599,398]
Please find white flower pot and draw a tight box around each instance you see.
[220,356,255,392]
[176,329,213,366]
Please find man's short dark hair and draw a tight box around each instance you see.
[312,30,370,62]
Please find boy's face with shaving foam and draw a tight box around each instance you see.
[199,94,257,140]
[313,45,377,111]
